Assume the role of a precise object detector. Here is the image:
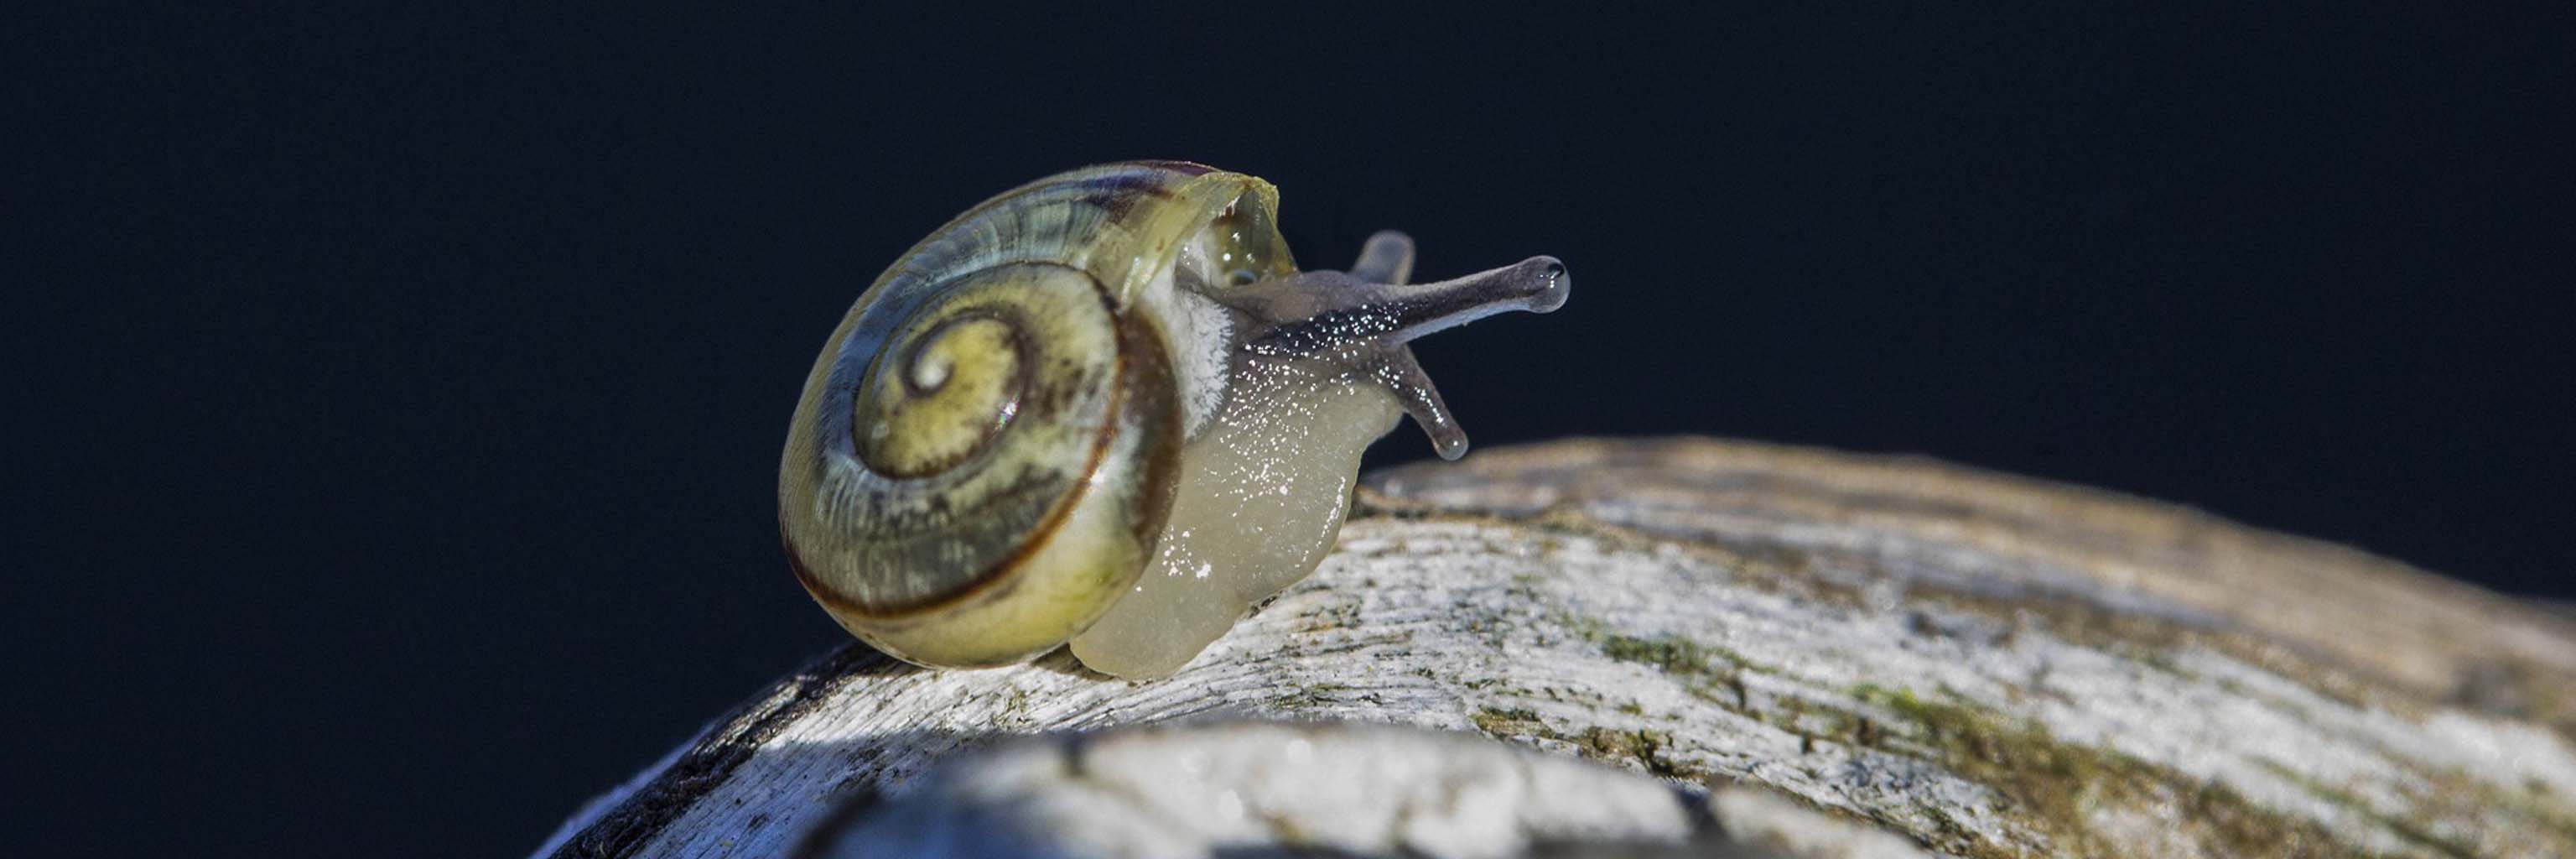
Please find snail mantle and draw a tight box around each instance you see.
[779,162,1569,678]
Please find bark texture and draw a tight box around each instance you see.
[538,437,2576,858]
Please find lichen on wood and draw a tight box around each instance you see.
[538,437,2576,859]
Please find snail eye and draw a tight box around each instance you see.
[778,162,1568,677]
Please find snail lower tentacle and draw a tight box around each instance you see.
[783,163,1565,677]
[1065,233,1571,677]
[1217,240,1570,461]
[1355,344,1467,460]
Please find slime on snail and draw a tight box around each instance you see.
[778,162,1569,679]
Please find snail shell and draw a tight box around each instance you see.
[781,161,1568,677]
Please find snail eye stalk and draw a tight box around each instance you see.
[781,162,1570,677]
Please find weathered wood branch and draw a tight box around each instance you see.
[538,437,2576,858]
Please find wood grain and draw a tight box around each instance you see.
[537,437,2576,859]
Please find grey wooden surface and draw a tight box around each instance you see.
[538,437,2576,858]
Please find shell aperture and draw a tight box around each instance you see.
[780,162,1567,676]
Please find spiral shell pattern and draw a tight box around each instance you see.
[780,163,1275,667]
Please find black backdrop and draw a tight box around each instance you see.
[17,5,2573,856]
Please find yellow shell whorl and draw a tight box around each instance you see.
[779,162,1278,667]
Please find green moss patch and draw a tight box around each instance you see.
[1848,685,2387,858]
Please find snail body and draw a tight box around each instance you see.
[780,162,1568,678]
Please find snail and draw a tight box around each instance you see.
[778,161,1568,679]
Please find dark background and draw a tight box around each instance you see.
[15,4,2572,856]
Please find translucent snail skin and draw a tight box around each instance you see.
[779,161,1569,679]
